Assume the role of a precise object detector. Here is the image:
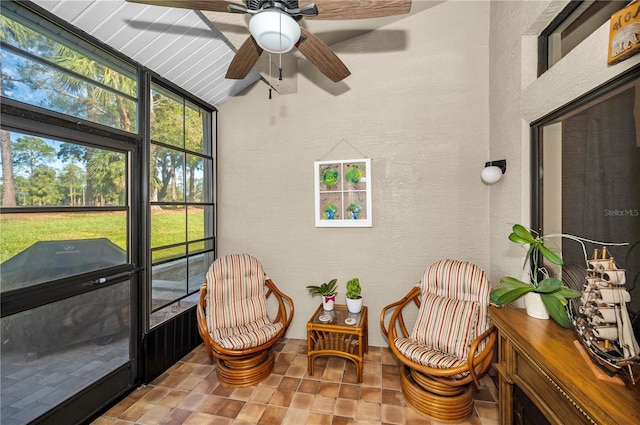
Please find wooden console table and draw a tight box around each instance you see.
[490,307,640,425]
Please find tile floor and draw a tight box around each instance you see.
[92,339,498,425]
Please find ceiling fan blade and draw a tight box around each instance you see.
[225,35,263,79]
[296,28,350,82]
[125,0,244,13]
[303,0,411,20]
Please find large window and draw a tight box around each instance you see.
[533,71,640,314]
[149,85,214,328]
[0,2,216,423]
[0,132,129,290]
[0,3,138,132]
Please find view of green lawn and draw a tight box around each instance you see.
[0,210,205,263]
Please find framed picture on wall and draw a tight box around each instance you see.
[314,158,372,227]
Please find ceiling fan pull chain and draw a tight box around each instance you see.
[268,52,272,99]
[278,11,283,81]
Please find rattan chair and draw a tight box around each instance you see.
[380,259,496,422]
[197,254,294,387]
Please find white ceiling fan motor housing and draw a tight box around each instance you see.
[249,10,301,53]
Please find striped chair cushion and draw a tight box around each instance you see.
[205,254,279,349]
[394,337,470,379]
[421,259,491,352]
[211,317,284,350]
[395,337,468,369]
[410,292,479,359]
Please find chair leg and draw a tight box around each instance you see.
[215,350,275,387]
[400,365,474,423]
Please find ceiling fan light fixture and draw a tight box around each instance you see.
[249,10,300,54]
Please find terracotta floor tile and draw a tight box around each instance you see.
[362,373,382,387]
[95,339,498,425]
[317,381,340,398]
[335,398,358,417]
[157,408,192,425]
[306,412,333,425]
[381,404,406,425]
[311,395,336,414]
[272,361,290,375]
[285,364,307,377]
[474,400,499,423]
[333,416,357,425]
[290,392,315,409]
[196,394,226,414]
[190,379,218,394]
[297,378,321,394]
[381,389,405,406]
[176,393,206,411]
[212,384,235,397]
[281,407,310,425]
[141,387,171,404]
[359,387,382,404]
[381,373,402,390]
[235,402,266,423]
[342,369,360,384]
[119,399,152,421]
[229,386,255,401]
[256,374,282,389]
[137,404,172,425]
[159,389,190,408]
[278,376,300,391]
[258,405,287,424]
[217,399,245,418]
[181,411,220,425]
[249,388,276,404]
[268,389,294,407]
[357,401,381,421]
[363,362,382,376]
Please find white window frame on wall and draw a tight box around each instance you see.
[314,158,372,228]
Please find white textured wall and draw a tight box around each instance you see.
[487,0,640,291]
[218,1,491,346]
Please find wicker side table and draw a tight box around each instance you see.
[306,304,368,382]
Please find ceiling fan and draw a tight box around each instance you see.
[126,0,412,82]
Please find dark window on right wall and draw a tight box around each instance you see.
[532,70,640,314]
[539,1,624,75]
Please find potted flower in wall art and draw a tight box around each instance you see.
[306,279,338,311]
[324,203,338,220]
[346,203,362,219]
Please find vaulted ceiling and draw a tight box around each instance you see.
[32,1,439,108]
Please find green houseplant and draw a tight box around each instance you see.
[345,277,363,314]
[490,224,582,328]
[306,279,338,311]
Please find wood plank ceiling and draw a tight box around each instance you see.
[32,0,261,108]
[32,1,439,107]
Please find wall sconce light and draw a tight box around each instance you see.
[481,159,506,185]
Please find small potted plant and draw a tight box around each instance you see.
[346,203,361,220]
[324,204,338,220]
[345,277,363,313]
[306,279,338,310]
[490,224,582,328]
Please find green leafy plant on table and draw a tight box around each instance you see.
[490,224,582,328]
[346,278,362,299]
[306,279,338,297]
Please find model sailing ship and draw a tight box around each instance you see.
[574,247,640,384]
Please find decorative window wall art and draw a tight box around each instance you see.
[314,159,372,227]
